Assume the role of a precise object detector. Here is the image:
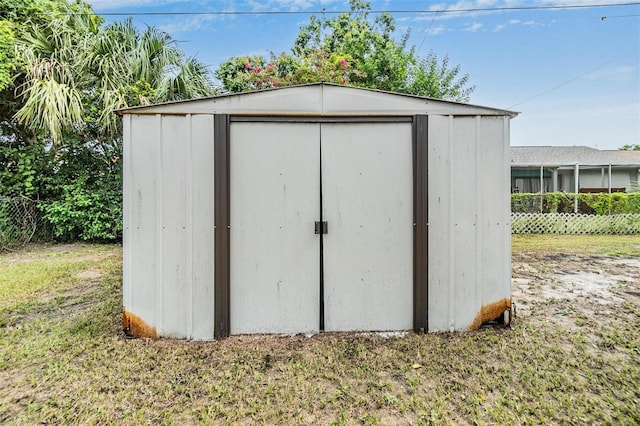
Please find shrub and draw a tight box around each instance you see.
[40,176,121,241]
[511,193,640,215]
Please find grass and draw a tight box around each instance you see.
[0,237,639,425]
[512,234,640,257]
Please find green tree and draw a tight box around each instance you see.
[619,144,640,151]
[216,0,474,102]
[215,50,366,92]
[0,20,15,91]
[291,0,412,92]
[14,16,215,143]
[1,0,216,241]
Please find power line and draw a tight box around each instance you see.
[77,2,640,17]
[417,11,438,54]
[598,13,640,18]
[506,51,635,109]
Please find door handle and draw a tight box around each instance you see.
[314,221,328,235]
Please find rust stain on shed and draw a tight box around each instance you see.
[123,309,157,338]
[468,298,512,330]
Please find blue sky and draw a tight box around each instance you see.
[87,0,640,150]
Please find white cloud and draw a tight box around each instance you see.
[427,25,447,35]
[88,0,192,11]
[464,22,483,32]
[494,24,507,31]
[534,0,629,6]
[89,0,337,13]
[418,0,632,21]
[248,0,331,12]
[158,14,218,33]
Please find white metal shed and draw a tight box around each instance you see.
[117,83,517,340]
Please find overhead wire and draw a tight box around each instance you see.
[506,50,636,109]
[69,2,640,16]
[417,10,439,54]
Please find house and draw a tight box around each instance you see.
[117,83,517,340]
[511,146,640,193]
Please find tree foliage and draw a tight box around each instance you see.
[215,50,365,92]
[216,0,474,102]
[14,15,215,143]
[0,0,216,241]
[619,144,640,151]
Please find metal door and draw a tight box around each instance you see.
[229,122,320,334]
[321,123,414,331]
[229,120,413,334]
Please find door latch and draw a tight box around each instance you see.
[314,221,328,235]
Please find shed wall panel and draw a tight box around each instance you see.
[451,117,481,330]
[427,115,453,331]
[189,114,216,340]
[480,117,511,308]
[160,116,189,337]
[322,123,413,331]
[122,115,132,312]
[126,114,159,328]
[229,123,320,334]
[428,115,510,331]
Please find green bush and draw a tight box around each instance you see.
[1,128,123,243]
[40,175,122,241]
[512,193,640,215]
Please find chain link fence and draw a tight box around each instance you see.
[0,197,53,251]
[511,212,640,235]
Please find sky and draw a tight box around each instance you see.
[86,0,640,150]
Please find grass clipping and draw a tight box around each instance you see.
[0,237,639,425]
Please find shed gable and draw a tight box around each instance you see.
[116,83,517,118]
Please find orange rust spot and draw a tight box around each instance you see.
[123,309,157,339]
[468,298,512,330]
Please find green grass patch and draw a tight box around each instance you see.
[1,237,639,424]
[512,234,640,256]
[0,243,117,312]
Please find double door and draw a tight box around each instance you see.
[229,121,413,334]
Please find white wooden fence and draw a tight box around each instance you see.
[511,213,640,235]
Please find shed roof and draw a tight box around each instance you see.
[511,146,640,167]
[115,82,518,117]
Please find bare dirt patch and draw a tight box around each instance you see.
[512,251,640,330]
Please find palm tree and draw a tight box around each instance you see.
[13,15,216,143]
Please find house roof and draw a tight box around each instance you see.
[608,149,640,163]
[511,146,640,167]
[115,82,518,118]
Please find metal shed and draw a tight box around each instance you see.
[117,83,517,340]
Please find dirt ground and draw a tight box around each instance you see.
[512,251,640,331]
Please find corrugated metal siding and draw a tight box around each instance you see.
[425,115,451,331]
[160,115,188,337]
[189,115,216,340]
[125,114,159,332]
[481,117,511,318]
[123,114,215,340]
[428,115,511,331]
